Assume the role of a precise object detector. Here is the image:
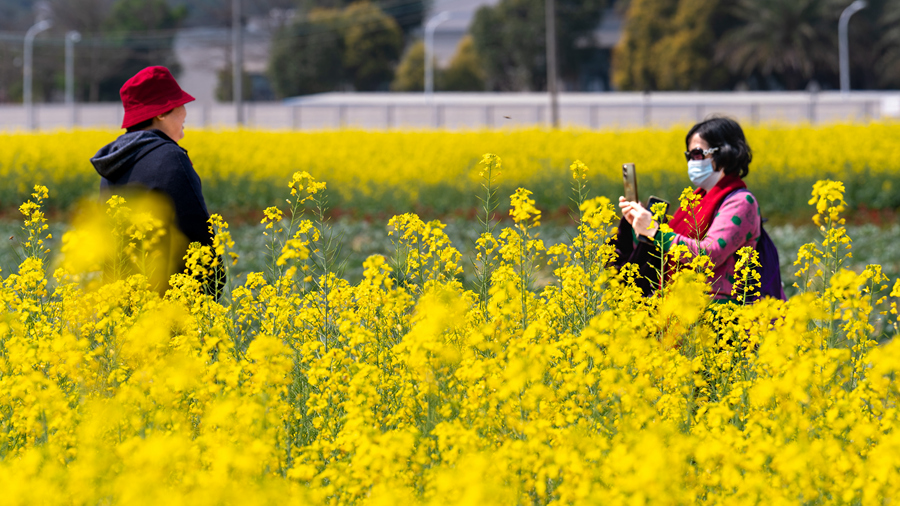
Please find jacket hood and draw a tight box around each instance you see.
[91,130,171,180]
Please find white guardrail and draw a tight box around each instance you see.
[1,92,898,131]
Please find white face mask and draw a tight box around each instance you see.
[688,158,716,188]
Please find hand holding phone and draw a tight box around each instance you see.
[637,195,670,244]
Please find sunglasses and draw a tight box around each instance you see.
[684,147,719,161]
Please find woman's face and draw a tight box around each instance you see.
[152,105,187,142]
[687,133,716,170]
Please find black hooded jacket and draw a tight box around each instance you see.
[90,129,213,247]
[90,129,224,295]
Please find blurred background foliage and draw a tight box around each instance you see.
[467,0,607,92]
[613,0,900,91]
[1,0,898,103]
[0,0,187,103]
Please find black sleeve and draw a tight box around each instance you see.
[158,148,226,298]
[612,217,658,297]
[155,148,214,246]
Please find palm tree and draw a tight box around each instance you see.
[876,1,900,87]
[715,0,837,90]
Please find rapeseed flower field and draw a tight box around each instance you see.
[2,124,899,218]
[2,156,900,504]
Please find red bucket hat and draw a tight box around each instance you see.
[120,66,195,129]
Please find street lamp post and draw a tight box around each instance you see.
[66,30,81,128]
[24,19,52,131]
[424,11,451,99]
[233,0,244,126]
[839,0,866,96]
[546,0,559,128]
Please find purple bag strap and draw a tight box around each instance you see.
[722,189,786,301]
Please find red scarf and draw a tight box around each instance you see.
[668,174,746,239]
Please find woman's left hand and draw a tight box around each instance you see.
[618,197,658,238]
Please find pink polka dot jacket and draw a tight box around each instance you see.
[658,190,761,300]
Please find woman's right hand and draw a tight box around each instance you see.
[618,197,658,238]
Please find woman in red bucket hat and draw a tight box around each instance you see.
[90,66,222,295]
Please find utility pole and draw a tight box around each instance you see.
[66,31,81,129]
[545,0,559,128]
[233,0,244,125]
[839,0,866,96]
[24,19,52,131]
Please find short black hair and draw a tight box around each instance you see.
[686,116,752,178]
[125,117,155,132]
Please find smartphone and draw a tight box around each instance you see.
[638,195,670,244]
[622,163,638,203]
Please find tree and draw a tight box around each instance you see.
[714,0,837,90]
[828,0,900,90]
[42,0,186,102]
[612,0,678,91]
[39,0,118,102]
[269,8,346,96]
[440,35,486,91]
[391,39,425,91]
[653,0,727,90]
[341,1,403,91]
[818,0,900,90]
[0,0,34,30]
[296,0,430,39]
[469,0,606,91]
[180,0,296,27]
[0,41,21,102]
[269,1,403,96]
[613,0,898,91]
[103,0,187,93]
[877,1,900,87]
[612,0,729,91]
[391,35,486,92]
[215,64,253,101]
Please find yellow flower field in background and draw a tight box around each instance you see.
[2,159,900,504]
[2,123,899,218]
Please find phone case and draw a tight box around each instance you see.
[622,163,638,203]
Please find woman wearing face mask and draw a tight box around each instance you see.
[617,117,764,301]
